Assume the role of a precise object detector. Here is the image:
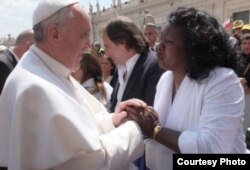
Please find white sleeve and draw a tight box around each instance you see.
[54,121,144,170]
[179,69,245,153]
[100,121,144,170]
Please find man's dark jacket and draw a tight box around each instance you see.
[109,51,164,112]
[0,49,17,94]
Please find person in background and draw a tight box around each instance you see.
[241,24,250,35]
[0,0,145,169]
[127,7,246,170]
[72,50,113,108]
[0,29,33,94]
[103,15,164,113]
[103,15,164,170]
[238,34,250,94]
[100,54,116,84]
[231,19,244,47]
[232,19,244,36]
[143,23,159,51]
[238,34,250,139]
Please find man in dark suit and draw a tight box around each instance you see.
[103,16,163,113]
[0,29,33,95]
[103,16,164,170]
[143,23,159,52]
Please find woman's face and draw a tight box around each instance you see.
[157,25,187,71]
[100,56,114,75]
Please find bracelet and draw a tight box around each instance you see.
[152,124,162,139]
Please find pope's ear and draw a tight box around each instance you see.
[46,24,62,47]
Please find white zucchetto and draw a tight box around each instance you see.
[32,0,79,26]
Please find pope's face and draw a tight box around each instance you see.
[59,4,91,72]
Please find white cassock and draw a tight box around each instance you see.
[0,45,144,170]
[145,68,246,170]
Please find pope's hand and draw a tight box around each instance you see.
[112,98,147,127]
[112,111,128,127]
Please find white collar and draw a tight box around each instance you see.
[30,45,71,79]
[117,53,140,74]
[117,53,140,84]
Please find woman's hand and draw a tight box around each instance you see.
[126,105,160,138]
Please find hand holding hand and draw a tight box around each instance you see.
[115,98,147,113]
[126,105,160,138]
[112,98,147,127]
[112,111,128,127]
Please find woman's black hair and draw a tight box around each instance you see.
[168,7,241,80]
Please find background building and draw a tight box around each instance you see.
[0,34,15,48]
[90,0,250,44]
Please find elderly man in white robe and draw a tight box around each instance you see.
[0,0,145,169]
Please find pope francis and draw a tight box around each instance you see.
[0,0,144,169]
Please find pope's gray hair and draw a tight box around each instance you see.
[33,4,76,43]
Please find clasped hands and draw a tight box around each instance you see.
[113,98,160,138]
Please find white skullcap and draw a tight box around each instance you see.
[32,0,80,26]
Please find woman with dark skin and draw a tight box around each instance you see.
[127,7,246,170]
